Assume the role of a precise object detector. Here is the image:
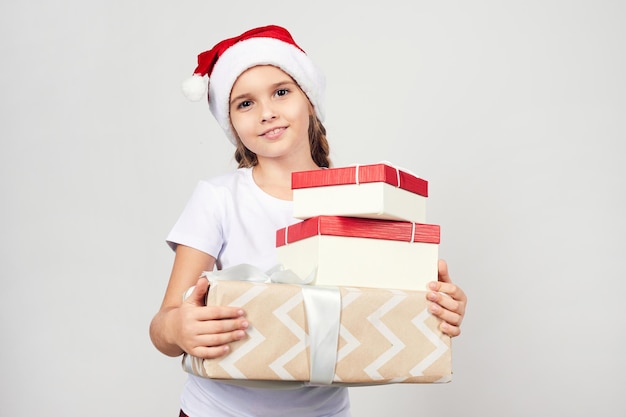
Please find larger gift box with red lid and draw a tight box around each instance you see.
[183,278,452,385]
[276,215,440,291]
[292,163,428,223]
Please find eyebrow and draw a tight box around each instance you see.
[230,80,297,106]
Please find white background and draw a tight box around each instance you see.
[2,1,625,416]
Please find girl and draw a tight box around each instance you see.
[149,25,467,417]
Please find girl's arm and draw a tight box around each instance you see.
[149,245,249,358]
[426,259,467,337]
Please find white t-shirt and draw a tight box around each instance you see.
[166,167,351,417]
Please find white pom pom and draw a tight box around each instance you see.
[181,74,208,101]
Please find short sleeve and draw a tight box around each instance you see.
[166,180,226,258]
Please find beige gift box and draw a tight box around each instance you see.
[183,279,452,386]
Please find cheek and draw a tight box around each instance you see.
[230,113,250,137]
[287,101,312,126]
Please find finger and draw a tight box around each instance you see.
[199,326,248,343]
[189,343,233,360]
[198,315,249,335]
[197,305,247,321]
[429,281,466,304]
[191,328,249,359]
[427,299,463,338]
[428,298,463,327]
[427,288,466,318]
[430,258,467,305]
[438,258,450,280]
[184,277,210,307]
[427,295,462,337]
[440,321,462,338]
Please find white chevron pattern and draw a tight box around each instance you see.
[268,292,307,380]
[340,287,362,308]
[337,288,362,363]
[410,309,450,376]
[334,323,360,383]
[364,290,407,380]
[218,284,269,378]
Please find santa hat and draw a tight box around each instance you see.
[182,25,326,145]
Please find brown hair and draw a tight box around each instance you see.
[233,113,331,168]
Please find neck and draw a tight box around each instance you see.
[252,157,320,201]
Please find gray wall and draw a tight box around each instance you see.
[2,1,624,416]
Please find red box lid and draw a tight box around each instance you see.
[291,163,428,197]
[276,216,440,247]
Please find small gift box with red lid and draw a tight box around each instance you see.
[292,163,428,223]
[276,215,440,291]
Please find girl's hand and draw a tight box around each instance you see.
[172,277,249,359]
[426,259,467,337]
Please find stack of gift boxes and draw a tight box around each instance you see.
[278,163,440,291]
[184,163,452,386]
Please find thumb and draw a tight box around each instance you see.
[438,259,451,283]
[184,277,209,307]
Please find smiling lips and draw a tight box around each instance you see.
[261,127,286,140]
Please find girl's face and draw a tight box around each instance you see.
[229,65,313,165]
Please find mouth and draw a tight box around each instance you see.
[260,127,286,139]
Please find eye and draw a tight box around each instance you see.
[237,100,253,109]
[275,88,289,97]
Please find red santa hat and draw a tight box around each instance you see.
[182,25,326,145]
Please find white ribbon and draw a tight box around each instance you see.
[183,264,314,301]
[301,285,341,385]
[348,160,419,189]
[190,264,341,385]
[201,263,315,285]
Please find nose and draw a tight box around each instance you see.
[260,101,277,122]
